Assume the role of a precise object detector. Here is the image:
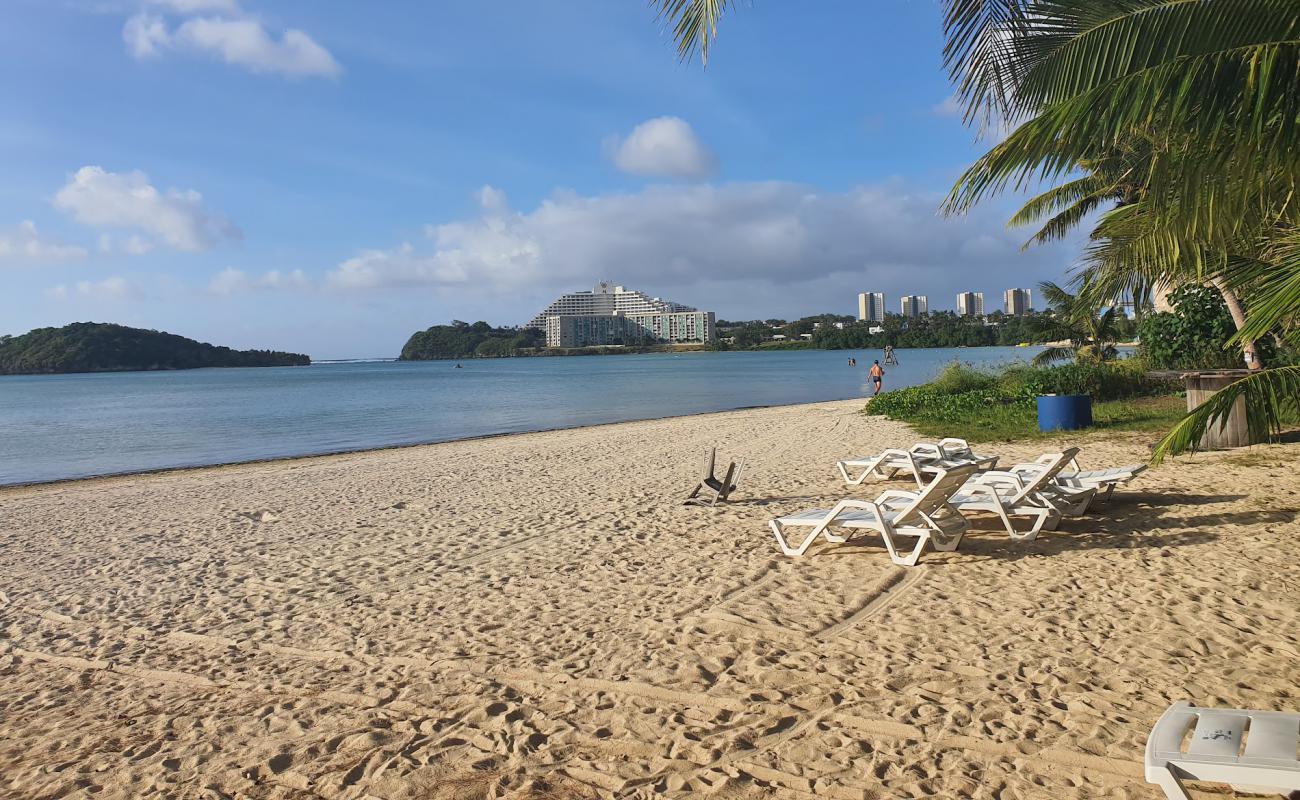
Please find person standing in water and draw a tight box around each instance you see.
[869,360,885,396]
[883,345,898,365]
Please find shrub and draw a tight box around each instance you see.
[929,362,998,394]
[1138,285,1243,370]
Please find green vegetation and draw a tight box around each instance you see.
[867,361,1182,443]
[713,310,1132,351]
[0,322,309,375]
[1139,285,1259,371]
[652,0,1300,458]
[1026,282,1123,365]
[399,321,544,361]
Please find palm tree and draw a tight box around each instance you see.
[649,0,1300,458]
[1004,135,1268,368]
[1028,281,1121,365]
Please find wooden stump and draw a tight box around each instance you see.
[1185,373,1258,450]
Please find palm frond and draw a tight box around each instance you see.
[941,0,1031,130]
[1231,225,1300,343]
[651,0,735,65]
[1031,345,1076,365]
[1152,365,1300,462]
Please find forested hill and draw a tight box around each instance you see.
[399,321,543,360]
[0,322,310,375]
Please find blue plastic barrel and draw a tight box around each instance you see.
[1036,394,1093,432]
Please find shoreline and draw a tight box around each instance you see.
[0,397,863,492]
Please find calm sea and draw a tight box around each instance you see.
[0,346,1040,485]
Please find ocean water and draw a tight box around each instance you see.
[0,346,1040,485]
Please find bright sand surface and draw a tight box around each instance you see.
[2,399,1298,799]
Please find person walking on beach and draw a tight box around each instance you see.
[869,360,885,396]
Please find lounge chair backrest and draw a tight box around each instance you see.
[891,463,978,525]
[701,447,716,481]
[1008,447,1081,502]
[937,438,976,460]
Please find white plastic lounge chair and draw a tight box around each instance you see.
[770,463,976,565]
[1000,447,1098,518]
[1145,700,1300,799]
[685,448,744,507]
[948,449,1092,540]
[837,439,998,488]
[934,438,1000,471]
[836,443,944,487]
[1052,455,1148,503]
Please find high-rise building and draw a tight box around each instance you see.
[527,282,715,347]
[899,295,928,318]
[956,291,984,316]
[857,292,885,322]
[1004,288,1033,315]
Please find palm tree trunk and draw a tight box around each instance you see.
[1208,277,1262,369]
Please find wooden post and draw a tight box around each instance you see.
[1184,372,1258,450]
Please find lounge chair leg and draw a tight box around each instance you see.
[880,531,928,567]
[930,529,964,552]
[770,520,819,557]
[1150,767,1192,800]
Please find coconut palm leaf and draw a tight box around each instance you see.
[1152,365,1300,462]
[1031,345,1076,365]
[1229,226,1300,343]
[651,0,734,64]
[941,0,1031,129]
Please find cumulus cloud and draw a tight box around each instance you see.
[208,267,311,294]
[607,117,717,179]
[0,221,88,263]
[324,181,1072,309]
[48,276,139,301]
[123,2,340,78]
[54,166,239,252]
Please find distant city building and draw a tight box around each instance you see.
[899,295,928,317]
[1004,288,1033,315]
[857,292,885,322]
[956,291,984,317]
[528,282,715,347]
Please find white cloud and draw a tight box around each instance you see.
[123,13,170,57]
[324,181,1073,306]
[607,117,717,179]
[54,166,239,252]
[208,266,311,294]
[97,233,157,256]
[932,94,963,117]
[122,6,341,78]
[0,221,88,263]
[146,0,241,12]
[48,276,139,301]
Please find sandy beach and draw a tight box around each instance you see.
[2,398,1298,799]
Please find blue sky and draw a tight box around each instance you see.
[1,0,1078,358]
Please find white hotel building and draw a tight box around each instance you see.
[527,282,716,348]
[956,291,984,316]
[899,295,928,318]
